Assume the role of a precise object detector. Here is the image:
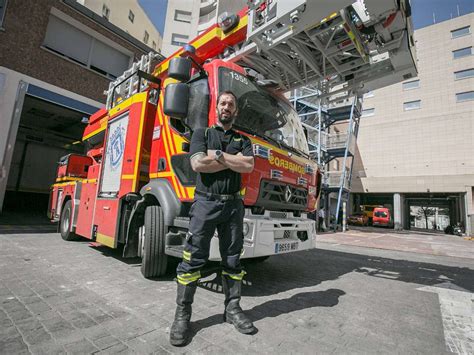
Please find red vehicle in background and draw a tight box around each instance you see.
[372,207,392,228]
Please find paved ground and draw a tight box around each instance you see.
[0,229,473,354]
[318,227,474,259]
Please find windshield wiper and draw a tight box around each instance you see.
[233,125,283,149]
[234,125,310,158]
[278,140,310,158]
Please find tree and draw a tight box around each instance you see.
[415,206,436,229]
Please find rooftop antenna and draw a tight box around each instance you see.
[457,4,460,17]
[432,12,436,24]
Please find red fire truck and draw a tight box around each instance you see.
[49,0,416,278]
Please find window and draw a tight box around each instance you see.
[402,79,420,90]
[451,26,470,39]
[143,30,149,44]
[363,91,374,98]
[152,41,156,50]
[171,33,189,46]
[43,15,130,79]
[453,47,473,59]
[102,4,110,20]
[174,10,192,23]
[454,68,474,80]
[403,100,421,111]
[456,91,474,102]
[128,10,134,23]
[361,108,375,117]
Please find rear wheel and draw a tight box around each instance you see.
[141,205,167,278]
[59,200,78,241]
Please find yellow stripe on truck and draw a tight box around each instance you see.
[96,233,115,248]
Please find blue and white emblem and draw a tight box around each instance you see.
[108,125,125,171]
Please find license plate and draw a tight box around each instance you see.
[274,241,299,254]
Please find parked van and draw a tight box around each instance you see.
[373,207,392,227]
[361,205,382,225]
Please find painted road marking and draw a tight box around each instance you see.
[418,285,473,354]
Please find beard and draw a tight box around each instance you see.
[218,110,235,126]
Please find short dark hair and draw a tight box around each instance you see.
[216,91,238,106]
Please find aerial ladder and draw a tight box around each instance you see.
[109,0,416,109]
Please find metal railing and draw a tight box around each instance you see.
[324,168,351,189]
[327,132,356,153]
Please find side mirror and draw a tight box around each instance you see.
[164,83,189,119]
[168,57,192,82]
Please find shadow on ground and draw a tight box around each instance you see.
[191,288,346,337]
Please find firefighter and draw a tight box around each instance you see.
[169,91,256,346]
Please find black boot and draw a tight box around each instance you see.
[170,282,197,346]
[222,275,256,334]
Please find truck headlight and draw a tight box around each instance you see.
[243,222,250,236]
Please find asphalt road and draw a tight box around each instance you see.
[0,231,472,354]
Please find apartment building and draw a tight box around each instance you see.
[76,0,162,52]
[0,0,159,214]
[161,0,246,56]
[350,13,474,234]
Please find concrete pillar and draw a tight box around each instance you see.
[464,187,473,236]
[393,193,403,230]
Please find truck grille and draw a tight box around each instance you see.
[256,180,308,211]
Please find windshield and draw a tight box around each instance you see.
[218,67,309,154]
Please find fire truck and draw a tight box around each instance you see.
[48,0,417,278]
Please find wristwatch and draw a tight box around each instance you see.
[214,150,223,161]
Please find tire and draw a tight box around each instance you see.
[59,200,78,241]
[141,205,167,278]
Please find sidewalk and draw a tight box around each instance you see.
[317,228,474,260]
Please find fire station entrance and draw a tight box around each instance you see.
[3,93,92,219]
[351,192,466,233]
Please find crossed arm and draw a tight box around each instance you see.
[190,150,254,174]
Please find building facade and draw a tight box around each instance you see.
[351,13,474,234]
[161,0,246,57]
[76,0,162,52]
[0,0,156,214]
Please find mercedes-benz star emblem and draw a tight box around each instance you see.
[285,185,292,202]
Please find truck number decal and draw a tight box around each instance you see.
[230,71,249,85]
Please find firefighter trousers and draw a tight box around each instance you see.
[176,195,246,285]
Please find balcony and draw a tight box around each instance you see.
[323,168,351,190]
[199,0,217,16]
[326,132,356,158]
[198,6,217,32]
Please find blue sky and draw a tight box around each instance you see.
[140,0,474,35]
[139,0,168,35]
[411,0,474,29]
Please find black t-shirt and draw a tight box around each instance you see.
[189,125,254,195]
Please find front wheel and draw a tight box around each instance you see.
[141,205,167,278]
[59,200,78,241]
